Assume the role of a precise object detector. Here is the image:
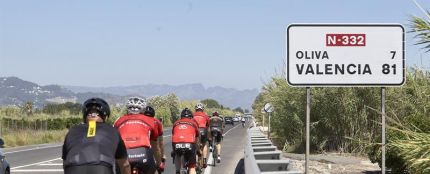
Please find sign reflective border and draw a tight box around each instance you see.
[286,24,405,87]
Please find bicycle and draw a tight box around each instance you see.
[172,143,202,174]
[210,129,220,167]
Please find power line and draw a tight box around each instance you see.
[410,0,430,21]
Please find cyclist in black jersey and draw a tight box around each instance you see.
[62,98,131,174]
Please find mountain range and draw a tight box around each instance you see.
[0,77,259,109]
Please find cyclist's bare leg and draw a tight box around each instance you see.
[216,143,221,156]
[189,167,197,174]
[202,142,208,161]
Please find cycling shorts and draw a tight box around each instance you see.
[211,127,223,143]
[65,165,113,174]
[198,128,208,144]
[127,147,156,174]
[173,143,197,168]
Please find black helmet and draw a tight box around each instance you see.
[212,111,219,117]
[82,98,110,123]
[181,108,193,118]
[143,106,155,117]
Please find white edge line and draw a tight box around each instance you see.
[11,158,61,169]
[204,151,213,174]
[4,145,62,155]
[204,124,241,174]
[11,169,64,172]
[223,123,241,136]
[38,163,63,166]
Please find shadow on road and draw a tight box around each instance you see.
[234,158,245,174]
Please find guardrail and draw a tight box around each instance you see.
[244,122,302,174]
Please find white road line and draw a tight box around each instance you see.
[204,151,213,174]
[163,134,172,138]
[4,145,62,154]
[223,124,241,136]
[39,163,63,166]
[11,169,63,172]
[11,158,61,169]
[204,124,241,174]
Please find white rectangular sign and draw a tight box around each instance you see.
[286,24,405,86]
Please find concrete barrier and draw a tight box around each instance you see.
[244,122,302,174]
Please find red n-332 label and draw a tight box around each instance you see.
[326,34,366,46]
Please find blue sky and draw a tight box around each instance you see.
[1,0,429,90]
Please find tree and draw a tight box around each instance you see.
[233,107,244,113]
[201,98,221,108]
[411,14,430,52]
[23,101,34,116]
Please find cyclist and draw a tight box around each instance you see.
[62,98,131,174]
[192,103,210,168]
[143,105,166,173]
[209,111,224,163]
[171,108,199,174]
[114,97,160,174]
[241,116,246,127]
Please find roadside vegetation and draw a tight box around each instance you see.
[252,12,430,174]
[0,93,241,148]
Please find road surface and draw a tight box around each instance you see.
[4,122,249,174]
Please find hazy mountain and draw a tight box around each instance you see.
[0,77,258,109]
[66,84,258,109]
[0,77,76,107]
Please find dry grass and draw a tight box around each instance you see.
[2,129,68,147]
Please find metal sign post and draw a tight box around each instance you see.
[305,87,311,174]
[268,112,271,138]
[381,87,386,174]
[264,103,274,138]
[261,108,265,131]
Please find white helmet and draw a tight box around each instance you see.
[195,103,205,110]
[126,97,147,114]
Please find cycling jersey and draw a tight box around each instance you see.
[172,118,199,143]
[209,116,223,128]
[154,117,163,137]
[193,111,210,128]
[62,123,127,171]
[114,114,158,149]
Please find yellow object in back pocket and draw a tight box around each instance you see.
[87,120,96,137]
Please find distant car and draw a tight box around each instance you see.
[232,117,239,122]
[224,117,234,125]
[0,139,10,174]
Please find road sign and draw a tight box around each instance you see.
[264,103,274,113]
[286,24,405,86]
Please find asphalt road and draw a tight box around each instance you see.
[4,122,248,174]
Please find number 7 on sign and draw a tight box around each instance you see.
[390,51,396,59]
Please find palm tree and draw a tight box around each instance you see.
[411,14,430,52]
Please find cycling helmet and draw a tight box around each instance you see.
[126,97,147,114]
[195,103,205,111]
[212,111,219,117]
[82,98,110,123]
[143,106,155,117]
[181,108,193,118]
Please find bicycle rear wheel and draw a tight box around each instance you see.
[212,138,217,167]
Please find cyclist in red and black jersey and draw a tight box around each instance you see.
[143,105,165,173]
[114,97,160,174]
[172,108,199,174]
[192,103,210,168]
